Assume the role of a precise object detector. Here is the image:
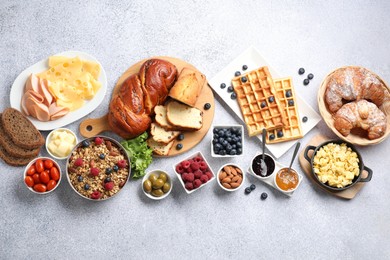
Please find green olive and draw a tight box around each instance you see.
[143,180,152,193]
[162,182,171,193]
[148,173,158,183]
[159,173,168,183]
[152,189,164,197]
[152,179,164,189]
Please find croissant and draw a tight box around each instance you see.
[325,67,389,113]
[334,99,387,139]
[108,59,177,139]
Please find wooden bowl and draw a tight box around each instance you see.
[318,66,390,146]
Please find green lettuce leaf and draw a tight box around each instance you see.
[121,132,153,179]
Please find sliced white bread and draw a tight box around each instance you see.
[150,123,180,144]
[154,105,179,131]
[166,101,203,131]
[146,138,174,156]
[168,67,205,107]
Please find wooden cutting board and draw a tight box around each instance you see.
[79,56,215,157]
[298,134,369,199]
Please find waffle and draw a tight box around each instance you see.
[266,77,303,143]
[231,67,287,136]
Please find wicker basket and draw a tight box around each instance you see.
[318,66,390,146]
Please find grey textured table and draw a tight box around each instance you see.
[1,1,390,259]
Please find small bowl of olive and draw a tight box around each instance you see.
[142,169,172,200]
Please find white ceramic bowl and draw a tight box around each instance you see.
[65,136,131,201]
[46,128,78,160]
[23,157,62,195]
[273,167,301,194]
[249,153,276,180]
[217,163,245,192]
[142,169,172,200]
[173,151,215,194]
[211,125,244,157]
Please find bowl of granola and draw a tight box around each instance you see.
[66,136,131,200]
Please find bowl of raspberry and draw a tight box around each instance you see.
[173,151,215,194]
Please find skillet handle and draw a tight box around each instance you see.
[359,166,373,183]
[303,145,317,163]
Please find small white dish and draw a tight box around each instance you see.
[217,163,245,192]
[173,151,215,194]
[10,50,108,131]
[249,153,276,181]
[211,125,244,157]
[209,46,322,158]
[142,169,172,200]
[274,167,301,193]
[46,128,78,160]
[247,152,302,197]
[24,157,62,195]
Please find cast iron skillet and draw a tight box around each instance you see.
[304,139,373,191]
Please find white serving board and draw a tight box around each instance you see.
[10,50,107,131]
[209,46,321,158]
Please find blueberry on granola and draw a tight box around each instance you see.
[84,184,90,190]
[113,165,119,172]
[105,167,113,175]
[82,140,90,147]
[99,153,105,159]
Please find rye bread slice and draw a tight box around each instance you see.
[0,143,35,166]
[1,108,44,149]
[0,114,41,158]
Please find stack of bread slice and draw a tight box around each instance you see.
[0,108,44,166]
[147,67,206,155]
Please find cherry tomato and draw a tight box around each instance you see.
[32,173,41,184]
[24,176,34,187]
[46,180,57,191]
[35,159,44,173]
[33,184,47,193]
[50,167,60,181]
[40,171,50,184]
[44,159,53,169]
[26,165,36,176]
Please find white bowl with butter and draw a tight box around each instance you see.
[46,128,78,159]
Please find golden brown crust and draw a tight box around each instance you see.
[168,67,205,107]
[333,99,387,139]
[108,59,178,139]
[325,67,388,113]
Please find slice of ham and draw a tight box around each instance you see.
[21,74,69,121]
[23,95,50,121]
[25,74,41,93]
[49,102,70,120]
[38,78,53,107]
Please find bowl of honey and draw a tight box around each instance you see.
[274,167,301,193]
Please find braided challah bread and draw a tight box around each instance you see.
[108,59,178,139]
[325,67,388,113]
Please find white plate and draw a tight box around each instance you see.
[10,50,107,131]
[209,46,321,158]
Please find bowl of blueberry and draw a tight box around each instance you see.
[211,125,244,157]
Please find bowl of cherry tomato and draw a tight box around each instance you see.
[24,157,61,194]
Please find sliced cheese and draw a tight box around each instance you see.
[38,56,101,111]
